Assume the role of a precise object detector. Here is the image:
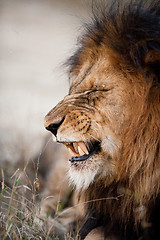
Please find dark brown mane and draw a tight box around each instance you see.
[69,0,160,82]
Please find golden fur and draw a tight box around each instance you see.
[44,1,160,239]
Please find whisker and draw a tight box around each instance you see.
[91,126,100,138]
[81,131,91,150]
[91,119,102,129]
[86,132,100,142]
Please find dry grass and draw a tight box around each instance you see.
[0,167,47,239]
[0,165,73,240]
[0,144,81,240]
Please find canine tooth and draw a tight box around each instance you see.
[78,146,85,156]
[65,143,80,157]
[73,142,79,154]
[78,142,89,155]
[68,148,80,157]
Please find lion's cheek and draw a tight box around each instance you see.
[101,135,122,158]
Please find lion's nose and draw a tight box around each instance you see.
[45,117,65,137]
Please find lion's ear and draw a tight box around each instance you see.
[143,48,160,81]
[144,50,160,65]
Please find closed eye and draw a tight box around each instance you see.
[85,88,112,95]
[67,88,112,98]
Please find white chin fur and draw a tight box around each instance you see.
[68,167,98,191]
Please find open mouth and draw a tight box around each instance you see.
[63,141,100,163]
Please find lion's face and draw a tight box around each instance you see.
[44,53,148,190]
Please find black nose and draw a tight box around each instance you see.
[45,117,65,136]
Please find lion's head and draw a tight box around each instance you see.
[44,0,160,234]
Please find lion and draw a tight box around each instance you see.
[43,0,160,239]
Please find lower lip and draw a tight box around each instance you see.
[69,144,100,163]
[69,154,90,162]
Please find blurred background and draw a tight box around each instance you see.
[0,0,90,177]
[0,2,92,238]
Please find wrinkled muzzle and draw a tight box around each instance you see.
[44,92,94,136]
[44,93,102,163]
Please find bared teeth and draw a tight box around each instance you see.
[64,141,89,158]
[73,142,79,154]
[65,144,79,157]
[78,142,89,155]
[68,148,79,157]
[78,146,85,156]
